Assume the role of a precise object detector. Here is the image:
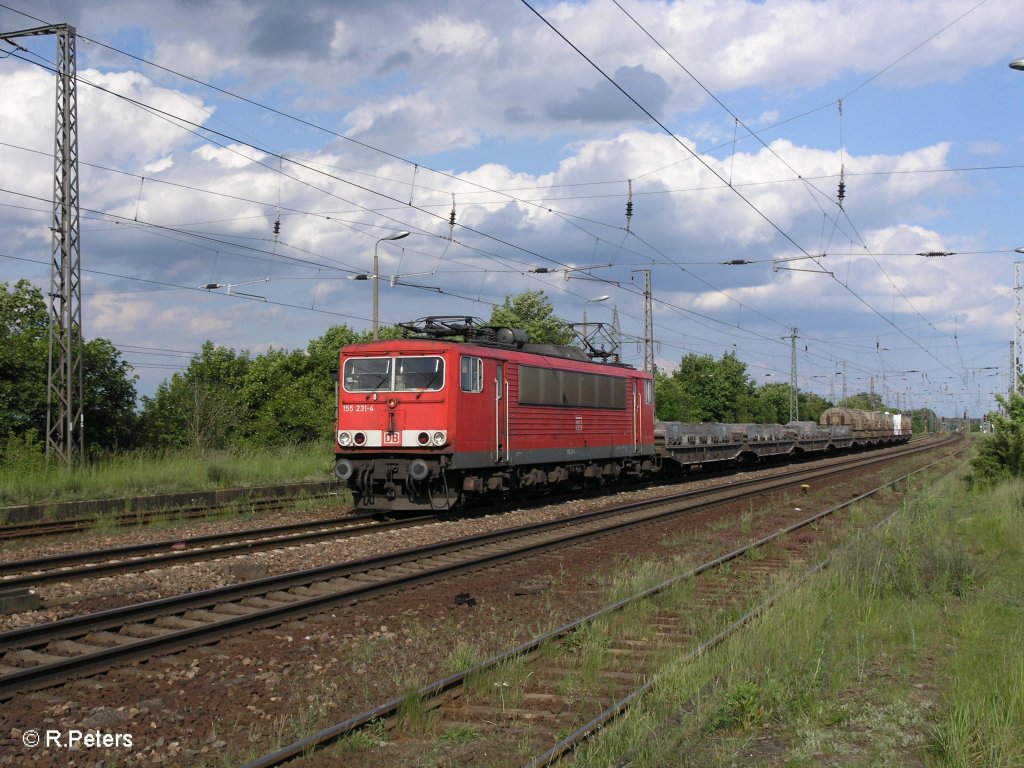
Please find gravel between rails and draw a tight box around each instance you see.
[0,447,934,634]
[0,443,957,768]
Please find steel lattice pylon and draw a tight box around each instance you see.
[2,23,83,462]
[47,25,82,463]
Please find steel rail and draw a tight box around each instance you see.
[0,488,336,542]
[244,443,961,768]
[0,436,955,701]
[0,434,948,650]
[524,448,963,767]
[0,512,436,588]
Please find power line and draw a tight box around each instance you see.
[0,2,660,273]
[0,4,983,405]
[611,0,966,351]
[0,251,370,322]
[520,0,971,393]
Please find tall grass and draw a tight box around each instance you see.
[0,442,335,505]
[927,480,1024,767]
[573,467,1024,767]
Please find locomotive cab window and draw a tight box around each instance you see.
[343,357,392,392]
[644,379,653,404]
[461,356,483,393]
[395,356,445,391]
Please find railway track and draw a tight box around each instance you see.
[0,493,335,543]
[0,436,954,702]
[0,440,938,590]
[243,439,962,767]
[0,511,436,589]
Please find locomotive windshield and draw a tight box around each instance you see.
[395,356,444,391]
[343,356,445,392]
[343,357,392,391]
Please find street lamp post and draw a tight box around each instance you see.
[373,231,410,339]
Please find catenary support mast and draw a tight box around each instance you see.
[1,24,82,462]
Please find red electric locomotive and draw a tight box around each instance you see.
[334,317,659,511]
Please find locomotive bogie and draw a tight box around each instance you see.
[339,454,457,511]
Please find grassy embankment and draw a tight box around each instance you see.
[573,460,1024,766]
[0,442,334,508]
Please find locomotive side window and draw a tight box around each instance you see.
[461,356,483,393]
[644,379,653,404]
[519,365,626,409]
[395,356,445,391]
[343,357,392,392]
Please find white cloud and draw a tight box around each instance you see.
[194,144,267,169]
[411,17,496,58]
[88,293,158,334]
[2,0,1018,411]
[143,155,175,173]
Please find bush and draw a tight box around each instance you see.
[969,391,1024,485]
[0,429,46,471]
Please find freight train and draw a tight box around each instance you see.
[333,317,911,512]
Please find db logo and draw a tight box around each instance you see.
[384,432,400,445]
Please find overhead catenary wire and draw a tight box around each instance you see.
[601,0,987,377]
[0,1,676,276]
[608,0,965,352]
[2,1,991,409]
[520,0,972,391]
[0,0,892,358]
[0,54,809,373]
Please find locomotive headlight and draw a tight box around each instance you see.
[432,431,446,446]
[338,431,352,447]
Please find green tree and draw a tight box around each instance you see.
[241,348,326,446]
[908,407,934,434]
[754,382,793,423]
[140,341,250,449]
[306,324,367,372]
[654,371,700,421]
[82,338,139,451]
[139,324,390,450]
[734,388,774,422]
[489,290,573,346]
[0,279,48,439]
[797,391,832,423]
[293,324,392,441]
[297,324,369,441]
[1,280,138,454]
[842,391,885,411]
[670,352,756,422]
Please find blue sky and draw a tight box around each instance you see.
[1,0,1022,420]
